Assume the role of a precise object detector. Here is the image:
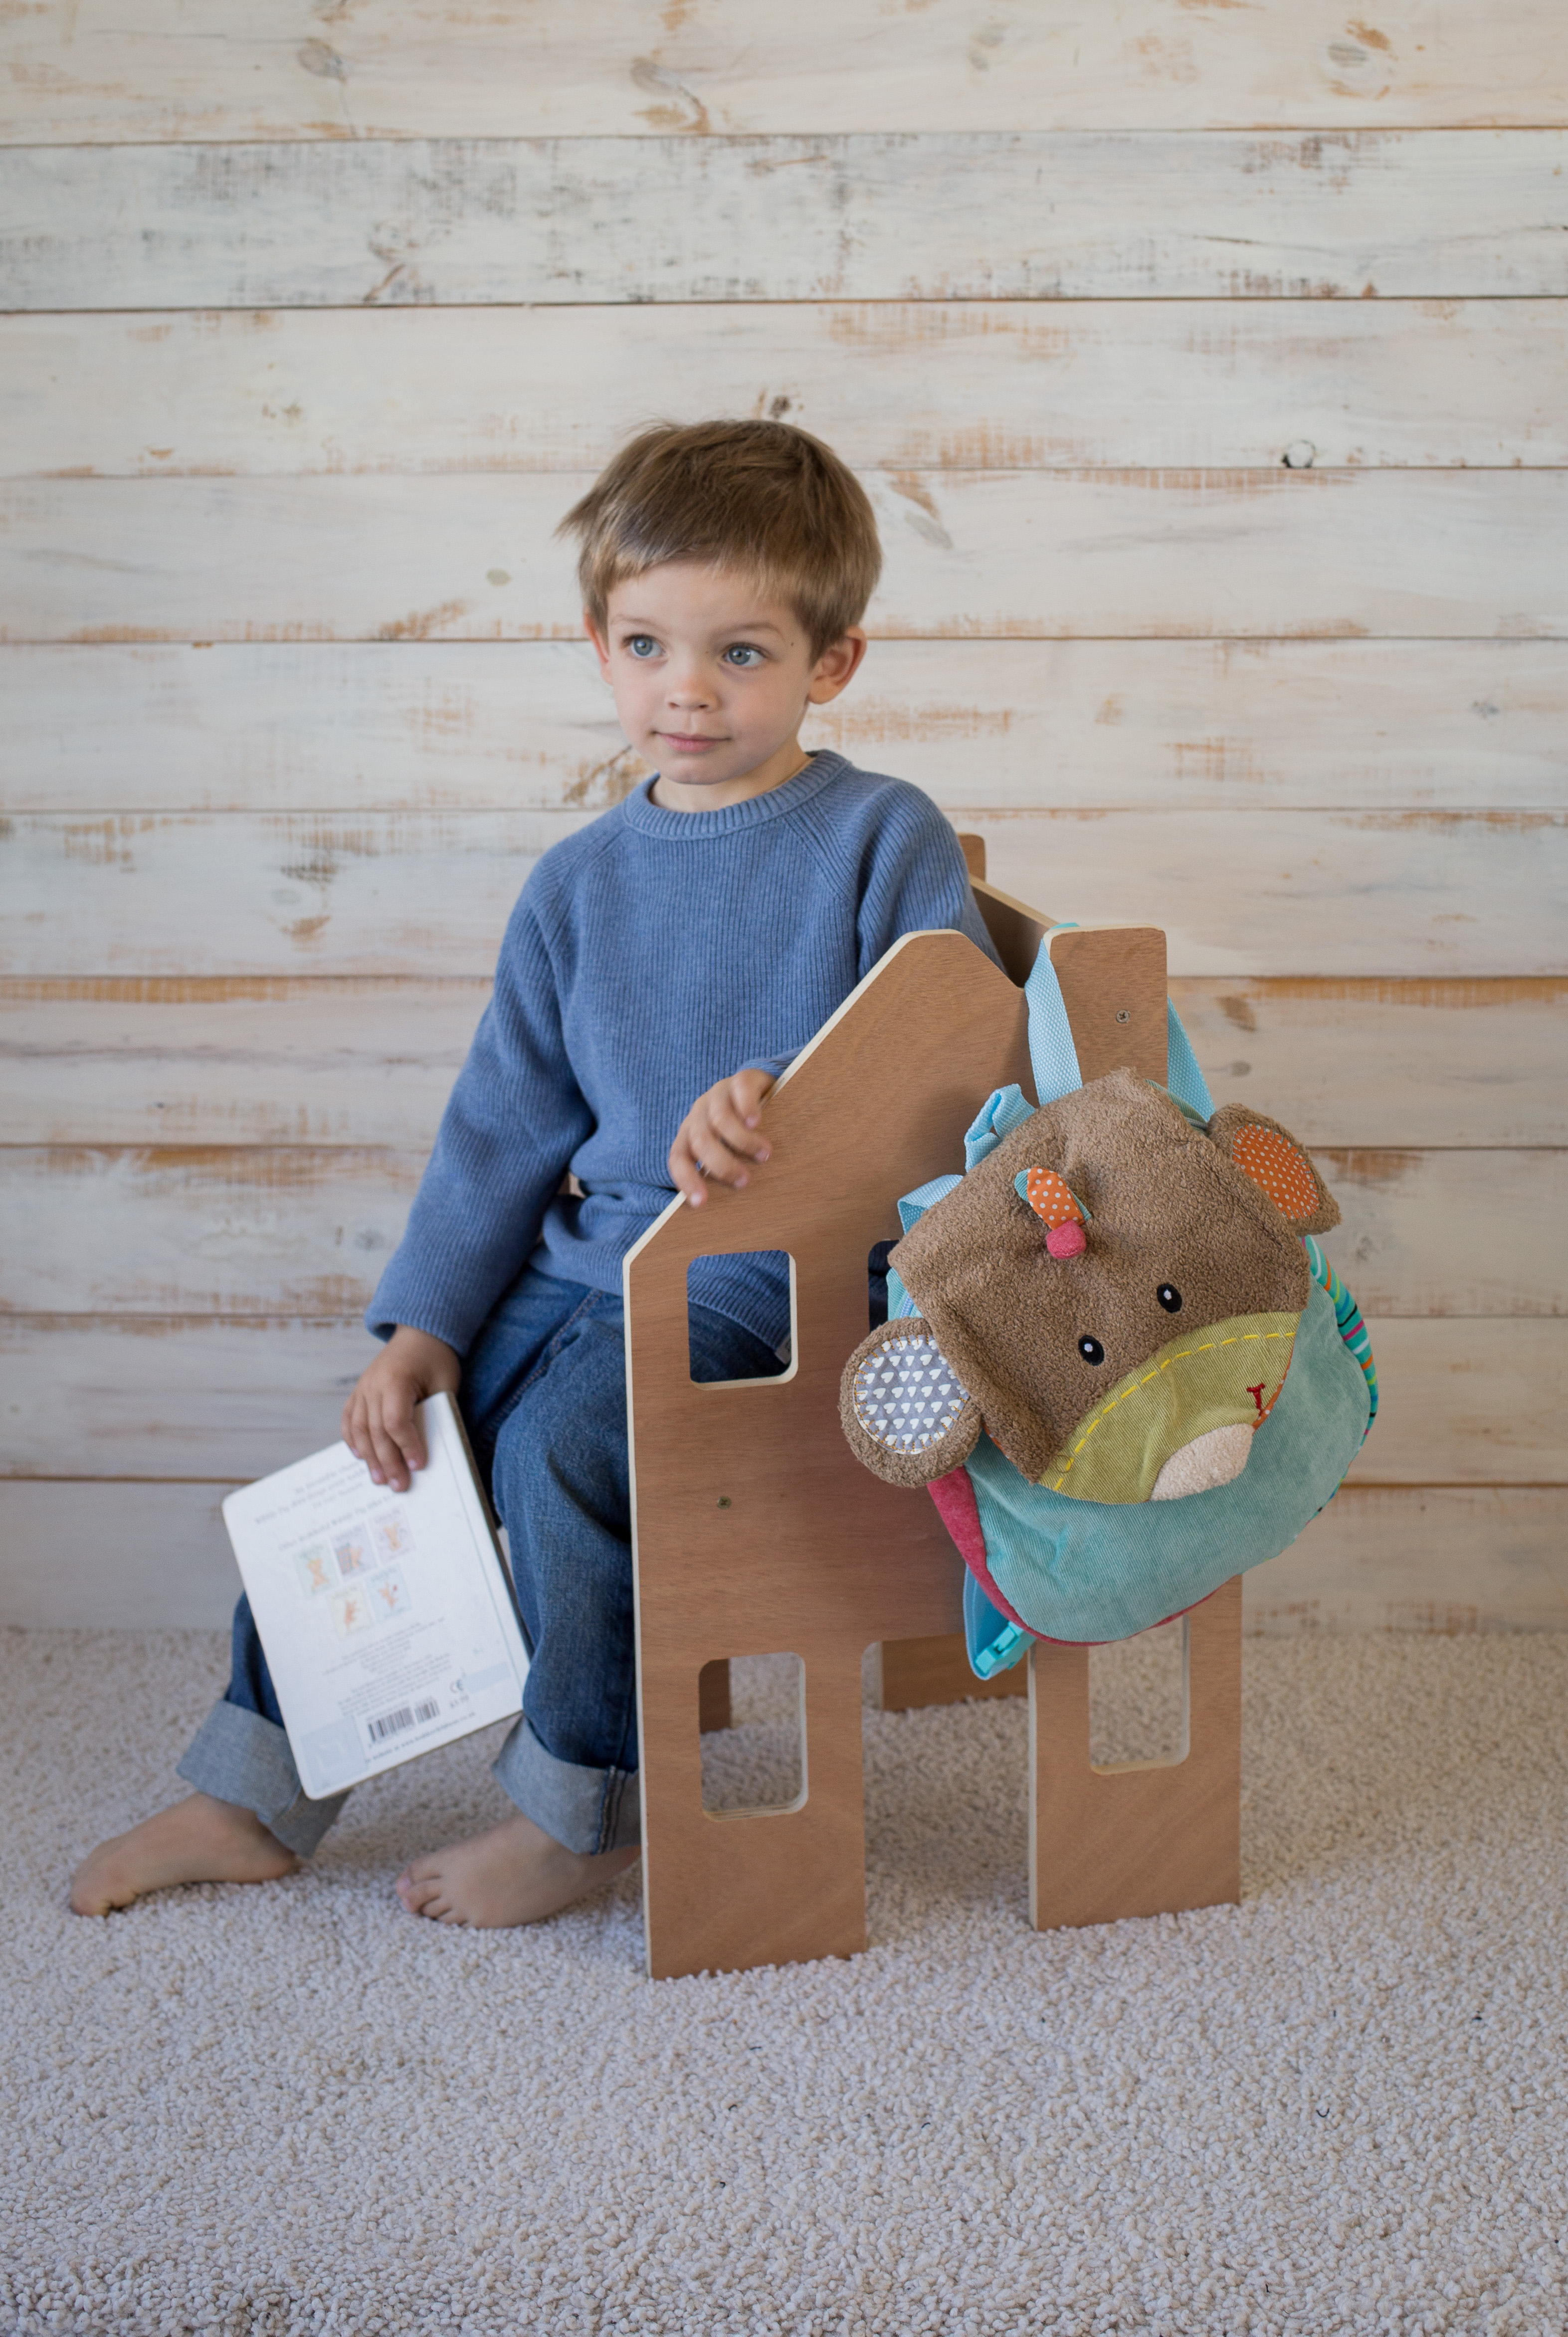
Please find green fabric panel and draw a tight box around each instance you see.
[1042,1309,1301,1504]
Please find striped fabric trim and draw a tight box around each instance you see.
[1303,1234,1378,1438]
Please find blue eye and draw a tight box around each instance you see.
[724,644,764,668]
[626,635,659,659]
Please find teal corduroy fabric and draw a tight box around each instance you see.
[967,1276,1371,1651]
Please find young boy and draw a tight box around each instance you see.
[71,418,1001,1929]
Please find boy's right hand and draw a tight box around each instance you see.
[342,1325,461,1492]
[669,1067,776,1206]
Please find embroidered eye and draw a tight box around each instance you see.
[1158,1284,1183,1313]
[1077,1337,1105,1366]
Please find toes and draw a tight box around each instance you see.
[397,1872,449,1919]
[69,1864,124,1918]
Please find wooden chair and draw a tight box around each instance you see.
[623,847,1241,1979]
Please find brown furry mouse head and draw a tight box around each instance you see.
[840,1072,1340,1507]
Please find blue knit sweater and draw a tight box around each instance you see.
[367,752,1002,1355]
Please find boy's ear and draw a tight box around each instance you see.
[583,609,613,679]
[839,1315,981,1487]
[806,628,868,707]
[1207,1105,1341,1234]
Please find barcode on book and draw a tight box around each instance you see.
[366,1697,440,1746]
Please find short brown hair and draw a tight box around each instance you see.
[559,418,882,657]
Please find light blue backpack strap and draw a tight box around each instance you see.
[1022,930,1084,1106]
[887,1172,964,1317]
[964,1569,1035,1680]
[897,1174,962,1233]
[1165,1002,1216,1122]
[964,1083,1035,1169]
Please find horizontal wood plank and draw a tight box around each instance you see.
[6,1,1564,144]
[0,1316,372,1480]
[0,979,490,1147]
[4,1314,1558,1485]
[0,1146,1557,1318]
[6,976,1563,1151]
[0,1148,422,1317]
[1,643,642,815]
[1169,978,1568,1147]
[7,301,1566,477]
[1344,1320,1568,1485]
[0,1481,244,1628]
[6,472,1568,645]
[980,811,1565,980]
[9,640,1567,816]
[1243,1486,1568,1633]
[0,811,572,979]
[1316,1149,1567,1318]
[4,1479,1563,1633]
[4,134,1565,310]
[3,810,1560,980]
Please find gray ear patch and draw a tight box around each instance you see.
[851,1323,971,1456]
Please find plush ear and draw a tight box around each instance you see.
[839,1316,983,1488]
[1207,1105,1341,1234]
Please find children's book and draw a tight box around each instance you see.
[221,1392,529,1800]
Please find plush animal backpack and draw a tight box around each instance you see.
[838,935,1377,1676]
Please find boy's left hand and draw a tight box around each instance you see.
[669,1068,776,1205]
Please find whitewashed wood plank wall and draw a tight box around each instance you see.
[1,0,1565,1633]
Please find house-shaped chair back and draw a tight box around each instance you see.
[624,871,1239,1979]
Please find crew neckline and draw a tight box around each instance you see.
[620,751,848,838]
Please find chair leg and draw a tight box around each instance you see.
[640,1644,870,1979]
[1028,1576,1242,1931]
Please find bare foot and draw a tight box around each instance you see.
[395,1809,639,1929]
[70,1793,298,1916]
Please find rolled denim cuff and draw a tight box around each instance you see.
[491,1715,640,1854]
[176,1698,349,1859]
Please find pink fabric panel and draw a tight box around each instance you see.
[926,1468,1034,1635]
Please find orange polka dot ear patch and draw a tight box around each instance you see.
[1016,1167,1089,1258]
[1231,1123,1321,1222]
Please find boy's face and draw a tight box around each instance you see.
[586,561,866,811]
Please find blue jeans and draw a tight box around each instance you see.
[178,1268,783,1857]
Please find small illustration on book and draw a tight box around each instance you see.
[330,1585,375,1638]
[365,1696,441,1749]
[371,1510,415,1561]
[334,1534,369,1579]
[294,1542,334,1598]
[370,1568,410,1622]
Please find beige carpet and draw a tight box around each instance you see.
[2,1625,1566,2336]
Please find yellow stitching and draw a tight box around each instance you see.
[1045,1328,1295,1491]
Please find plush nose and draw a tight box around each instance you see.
[1149,1423,1254,1502]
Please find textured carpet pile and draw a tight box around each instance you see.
[2,1625,1566,2336]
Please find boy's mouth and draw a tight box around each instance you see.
[658,731,726,753]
